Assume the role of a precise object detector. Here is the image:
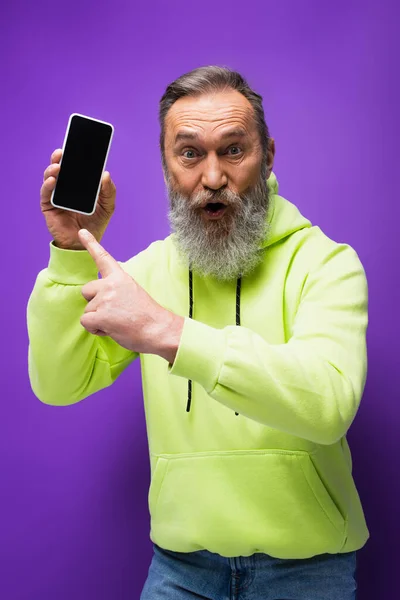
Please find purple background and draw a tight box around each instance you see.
[1,1,398,598]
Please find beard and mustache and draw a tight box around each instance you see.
[165,158,271,282]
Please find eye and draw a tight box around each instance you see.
[227,146,243,156]
[182,149,198,159]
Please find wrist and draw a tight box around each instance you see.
[154,311,185,365]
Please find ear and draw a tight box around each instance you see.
[266,137,275,178]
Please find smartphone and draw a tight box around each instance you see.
[50,113,114,216]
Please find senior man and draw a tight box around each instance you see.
[27,66,369,600]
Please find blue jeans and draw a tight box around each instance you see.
[140,544,357,600]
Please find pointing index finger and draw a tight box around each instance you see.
[78,229,120,277]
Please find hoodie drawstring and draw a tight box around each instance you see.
[186,267,241,416]
[186,268,193,412]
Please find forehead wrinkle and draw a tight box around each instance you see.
[169,110,256,145]
[165,88,256,131]
[171,106,253,126]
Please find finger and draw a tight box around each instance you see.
[80,312,103,334]
[51,149,63,164]
[100,171,116,201]
[40,172,59,205]
[43,162,60,183]
[41,158,62,204]
[81,279,102,302]
[101,171,111,190]
[78,229,121,278]
[83,295,101,314]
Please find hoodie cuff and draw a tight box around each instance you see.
[47,240,99,284]
[167,317,226,393]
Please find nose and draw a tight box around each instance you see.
[201,154,228,190]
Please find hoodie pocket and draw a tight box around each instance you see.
[148,449,347,559]
[148,455,170,517]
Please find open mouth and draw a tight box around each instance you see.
[203,202,227,217]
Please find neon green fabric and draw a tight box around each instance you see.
[27,173,369,558]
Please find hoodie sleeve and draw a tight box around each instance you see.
[167,243,368,445]
[27,241,140,406]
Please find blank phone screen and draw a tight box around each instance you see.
[52,115,113,214]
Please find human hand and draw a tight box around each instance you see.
[78,229,169,354]
[41,149,116,250]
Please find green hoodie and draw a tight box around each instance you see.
[27,172,369,559]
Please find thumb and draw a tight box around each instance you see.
[100,171,115,198]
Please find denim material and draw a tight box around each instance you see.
[140,544,357,600]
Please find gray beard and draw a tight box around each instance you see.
[165,160,271,282]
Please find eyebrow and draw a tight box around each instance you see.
[174,127,248,145]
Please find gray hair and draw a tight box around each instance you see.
[158,65,270,172]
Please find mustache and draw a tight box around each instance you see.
[190,187,243,209]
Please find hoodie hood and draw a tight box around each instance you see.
[260,172,312,249]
